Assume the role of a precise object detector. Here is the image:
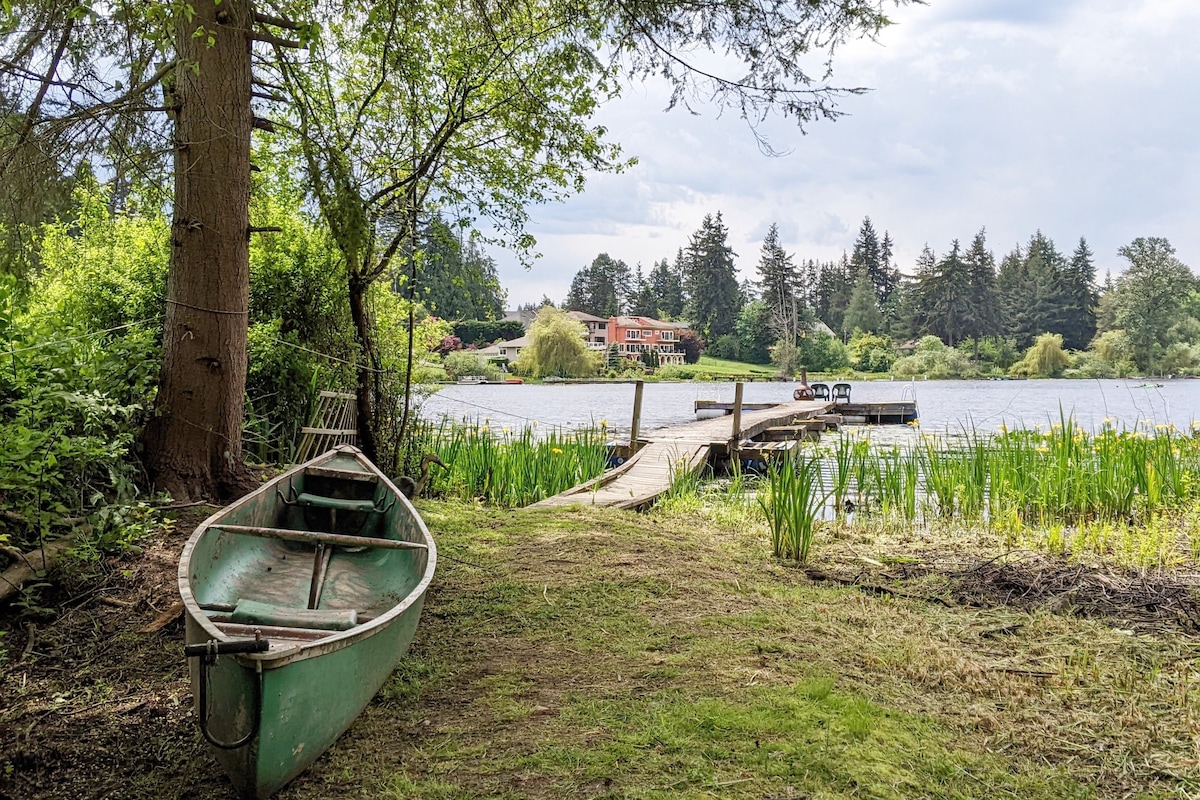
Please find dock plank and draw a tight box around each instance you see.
[530,400,833,510]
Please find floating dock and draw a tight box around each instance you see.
[695,399,917,425]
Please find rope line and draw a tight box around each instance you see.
[166,298,248,316]
[1,317,158,357]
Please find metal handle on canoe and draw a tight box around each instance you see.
[187,635,269,750]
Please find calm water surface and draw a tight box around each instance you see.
[420,379,1200,438]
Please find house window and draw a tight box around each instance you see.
[659,330,676,341]
[626,329,642,340]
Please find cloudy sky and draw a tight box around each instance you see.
[490,0,1200,309]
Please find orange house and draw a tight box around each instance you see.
[607,316,688,365]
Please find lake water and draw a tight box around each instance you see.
[419,378,1200,439]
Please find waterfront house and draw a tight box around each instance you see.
[566,310,610,351]
[607,316,688,365]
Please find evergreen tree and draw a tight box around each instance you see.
[1060,238,1098,350]
[682,212,741,340]
[998,231,1069,348]
[564,253,632,317]
[850,216,899,307]
[962,228,1000,349]
[414,216,506,320]
[814,255,854,336]
[646,257,685,318]
[756,223,802,347]
[842,269,883,335]
[628,262,660,317]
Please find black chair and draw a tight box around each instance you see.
[810,383,830,400]
[832,383,851,402]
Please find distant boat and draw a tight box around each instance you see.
[179,446,436,798]
[456,375,485,385]
[1135,383,1164,389]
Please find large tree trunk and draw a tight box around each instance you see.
[347,275,380,464]
[143,0,255,502]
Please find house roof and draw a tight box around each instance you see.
[612,315,689,329]
[566,310,609,323]
[475,335,530,357]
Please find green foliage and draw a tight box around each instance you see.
[1010,333,1071,377]
[733,300,775,364]
[443,351,502,381]
[846,330,895,372]
[841,270,883,336]
[891,335,979,378]
[453,319,525,346]
[795,331,849,373]
[414,217,506,321]
[759,451,828,561]
[25,182,168,332]
[413,420,607,507]
[706,333,741,361]
[1110,237,1198,373]
[514,306,598,379]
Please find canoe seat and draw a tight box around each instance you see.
[294,493,379,514]
[231,598,358,631]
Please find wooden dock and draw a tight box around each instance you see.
[530,399,832,510]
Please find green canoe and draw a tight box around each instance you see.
[178,445,437,799]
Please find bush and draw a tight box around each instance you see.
[892,335,980,378]
[706,334,741,361]
[656,364,701,380]
[847,331,896,373]
[797,332,849,373]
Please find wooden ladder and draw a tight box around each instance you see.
[294,391,357,462]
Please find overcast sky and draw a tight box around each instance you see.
[492,0,1200,309]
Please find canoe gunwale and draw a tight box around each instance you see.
[177,445,437,670]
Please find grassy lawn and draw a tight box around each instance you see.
[4,498,1197,799]
[693,356,777,378]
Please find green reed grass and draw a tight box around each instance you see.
[759,451,829,561]
[819,417,1200,565]
[412,418,608,507]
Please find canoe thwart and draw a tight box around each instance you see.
[231,598,358,631]
[294,493,379,514]
[303,465,379,484]
[276,483,397,515]
[209,523,428,551]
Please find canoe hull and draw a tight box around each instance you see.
[178,446,436,799]
[184,594,425,798]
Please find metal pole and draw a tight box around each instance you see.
[630,379,645,453]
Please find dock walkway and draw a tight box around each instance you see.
[531,399,832,510]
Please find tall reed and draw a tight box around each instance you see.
[411,418,608,507]
[759,451,829,561]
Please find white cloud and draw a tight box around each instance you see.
[488,0,1200,306]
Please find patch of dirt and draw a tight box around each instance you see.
[0,505,232,800]
[807,550,1200,633]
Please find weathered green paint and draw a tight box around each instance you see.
[179,446,436,799]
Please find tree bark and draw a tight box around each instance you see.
[143,0,255,502]
[347,275,380,464]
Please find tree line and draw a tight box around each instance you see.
[561,214,1197,376]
